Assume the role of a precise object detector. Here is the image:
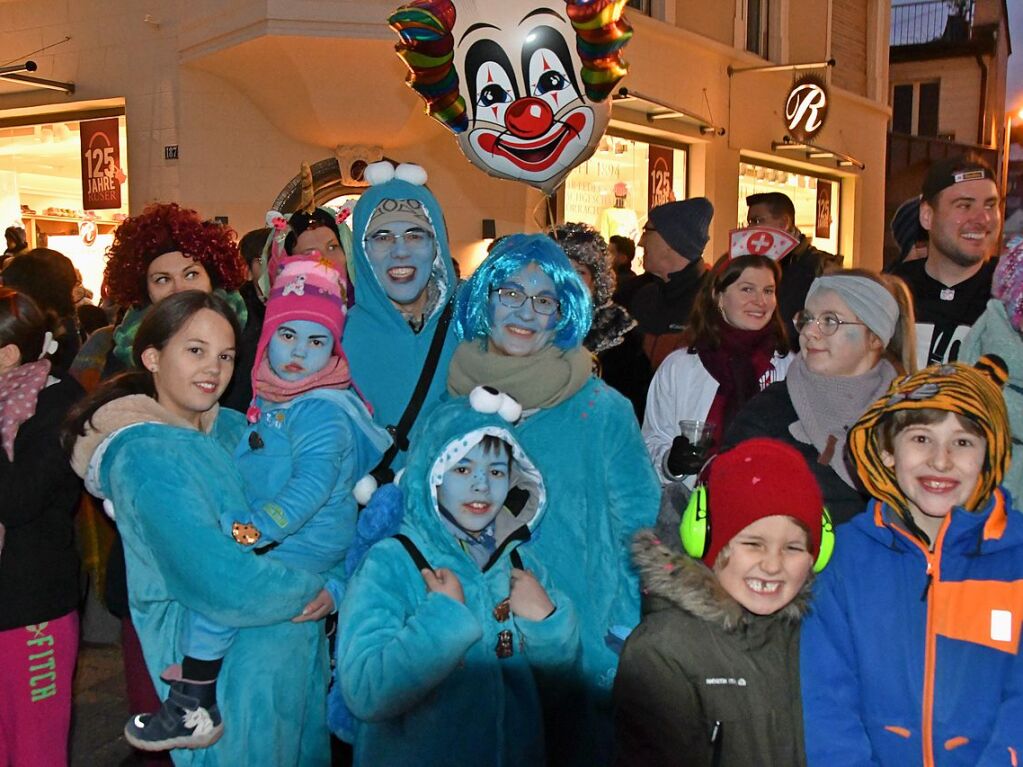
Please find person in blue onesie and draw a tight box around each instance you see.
[126,253,389,751]
[344,160,459,474]
[337,387,579,766]
[802,355,1023,766]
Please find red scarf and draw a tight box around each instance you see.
[696,319,778,447]
[247,355,352,422]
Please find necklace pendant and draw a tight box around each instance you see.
[939,288,955,301]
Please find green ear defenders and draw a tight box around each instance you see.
[679,485,836,573]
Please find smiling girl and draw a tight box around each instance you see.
[66,291,331,766]
[643,249,793,485]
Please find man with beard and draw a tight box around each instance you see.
[891,155,1001,367]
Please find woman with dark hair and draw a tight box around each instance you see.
[549,223,650,418]
[0,288,83,766]
[643,251,792,485]
[724,269,917,525]
[449,233,660,767]
[65,291,329,766]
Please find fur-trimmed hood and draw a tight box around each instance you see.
[585,301,636,354]
[632,529,812,633]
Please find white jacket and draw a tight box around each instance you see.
[642,349,794,485]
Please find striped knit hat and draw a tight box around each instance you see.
[847,355,1010,516]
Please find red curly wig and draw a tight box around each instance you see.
[103,202,245,307]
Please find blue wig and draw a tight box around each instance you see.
[455,233,592,350]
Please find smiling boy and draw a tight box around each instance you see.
[802,356,1023,767]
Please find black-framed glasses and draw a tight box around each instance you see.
[490,287,560,316]
[367,228,433,255]
[793,310,867,336]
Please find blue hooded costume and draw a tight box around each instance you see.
[343,166,459,470]
[336,395,579,766]
[71,396,330,766]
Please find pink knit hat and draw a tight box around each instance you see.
[251,253,349,395]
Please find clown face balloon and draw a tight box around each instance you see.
[390,0,632,196]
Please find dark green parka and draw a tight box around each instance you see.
[613,530,810,767]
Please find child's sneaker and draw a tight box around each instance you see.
[123,666,223,751]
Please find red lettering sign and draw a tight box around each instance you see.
[647,144,675,212]
[80,118,123,210]
[816,182,832,238]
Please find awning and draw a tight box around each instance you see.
[771,135,865,170]
[612,87,725,137]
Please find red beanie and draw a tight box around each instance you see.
[704,438,823,566]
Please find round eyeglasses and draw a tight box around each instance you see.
[793,310,867,336]
[490,287,560,316]
[366,228,434,256]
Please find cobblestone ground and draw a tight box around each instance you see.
[71,642,138,766]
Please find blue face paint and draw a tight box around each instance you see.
[437,441,511,536]
[267,319,335,381]
[366,219,436,306]
[488,263,559,357]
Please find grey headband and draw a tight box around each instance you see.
[806,275,899,345]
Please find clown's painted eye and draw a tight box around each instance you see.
[479,84,511,107]
[535,71,567,95]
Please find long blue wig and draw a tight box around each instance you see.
[455,233,592,350]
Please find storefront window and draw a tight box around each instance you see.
[0,115,129,299]
[737,161,840,257]
[563,134,686,257]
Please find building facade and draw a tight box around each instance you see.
[0,0,892,291]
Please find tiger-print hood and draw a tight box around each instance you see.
[632,529,813,633]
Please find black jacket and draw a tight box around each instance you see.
[722,380,868,525]
[628,260,707,369]
[0,375,83,630]
[778,236,842,347]
[614,531,809,767]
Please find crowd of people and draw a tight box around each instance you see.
[0,152,1021,767]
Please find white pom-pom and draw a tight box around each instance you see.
[364,161,396,186]
[469,385,502,414]
[353,474,378,506]
[498,395,523,423]
[394,163,428,186]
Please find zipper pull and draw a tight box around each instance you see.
[920,562,933,602]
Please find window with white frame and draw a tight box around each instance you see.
[891,80,942,138]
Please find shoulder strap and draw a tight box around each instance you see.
[393,534,432,572]
[510,549,524,570]
[371,297,454,484]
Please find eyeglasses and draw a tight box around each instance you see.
[489,287,561,316]
[367,228,433,255]
[793,310,867,336]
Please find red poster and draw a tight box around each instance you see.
[647,144,674,212]
[80,118,123,210]
[815,182,832,238]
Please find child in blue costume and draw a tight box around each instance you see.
[337,388,579,766]
[68,291,331,767]
[803,356,1023,766]
[126,254,389,751]
[448,234,661,767]
[344,161,459,472]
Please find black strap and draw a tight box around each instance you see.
[510,549,524,570]
[393,534,432,572]
[371,298,455,485]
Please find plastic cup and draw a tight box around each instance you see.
[678,419,714,445]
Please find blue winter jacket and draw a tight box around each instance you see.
[230,389,390,606]
[337,397,579,767]
[344,176,459,470]
[74,396,329,767]
[513,375,660,767]
[801,491,1023,767]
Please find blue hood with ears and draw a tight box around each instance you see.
[343,173,460,459]
[400,394,546,555]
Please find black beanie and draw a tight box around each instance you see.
[647,197,713,261]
